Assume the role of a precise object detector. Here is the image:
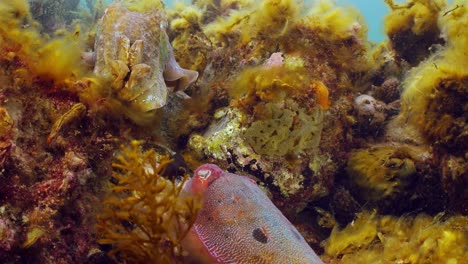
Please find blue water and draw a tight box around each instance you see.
[162,0,390,42]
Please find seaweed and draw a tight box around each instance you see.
[324,211,468,264]
[96,141,200,263]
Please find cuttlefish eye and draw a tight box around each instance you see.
[197,169,212,179]
[189,164,223,193]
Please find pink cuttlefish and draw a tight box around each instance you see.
[182,164,324,264]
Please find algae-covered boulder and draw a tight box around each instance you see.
[346,144,417,202]
[384,0,445,65]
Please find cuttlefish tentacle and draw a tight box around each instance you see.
[117,34,130,63]
[123,63,152,102]
[110,60,129,90]
[129,39,144,67]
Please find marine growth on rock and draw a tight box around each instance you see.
[0,0,466,263]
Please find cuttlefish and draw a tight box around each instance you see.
[182,164,324,264]
[91,3,198,113]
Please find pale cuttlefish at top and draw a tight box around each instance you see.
[84,2,198,116]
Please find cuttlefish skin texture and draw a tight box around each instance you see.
[94,3,197,113]
[182,164,324,264]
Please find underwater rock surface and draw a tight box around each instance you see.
[0,0,466,263]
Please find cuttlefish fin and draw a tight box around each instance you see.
[163,53,199,92]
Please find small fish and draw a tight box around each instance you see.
[182,164,324,264]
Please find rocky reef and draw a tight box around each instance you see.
[0,0,466,263]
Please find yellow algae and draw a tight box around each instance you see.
[0,0,88,89]
[172,0,374,93]
[169,4,212,72]
[192,0,253,10]
[97,141,201,264]
[203,0,298,45]
[324,211,378,256]
[22,227,45,248]
[0,107,13,139]
[305,0,366,42]
[230,65,329,114]
[190,0,254,26]
[384,0,445,64]
[346,145,419,203]
[385,0,444,35]
[0,0,31,25]
[395,1,467,152]
[122,0,164,13]
[228,64,329,156]
[284,0,373,90]
[324,212,468,264]
[170,5,203,30]
[33,35,86,86]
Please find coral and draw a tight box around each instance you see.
[265,52,284,67]
[384,0,446,65]
[173,0,374,102]
[97,141,200,263]
[354,95,380,115]
[178,0,370,214]
[323,211,468,264]
[0,3,134,262]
